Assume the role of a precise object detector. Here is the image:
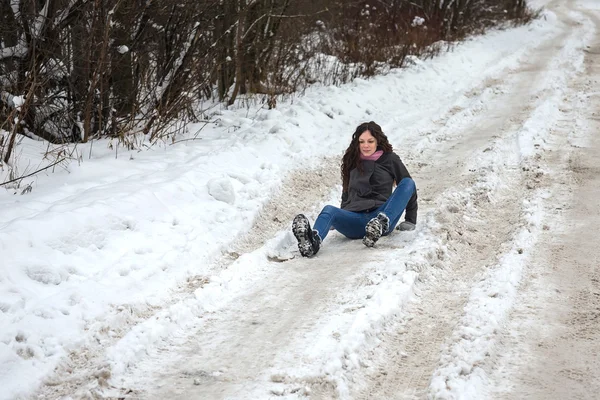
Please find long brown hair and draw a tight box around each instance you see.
[341,121,393,193]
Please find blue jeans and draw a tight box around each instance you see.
[314,178,416,241]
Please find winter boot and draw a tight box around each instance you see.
[377,212,390,235]
[363,214,386,248]
[292,214,321,257]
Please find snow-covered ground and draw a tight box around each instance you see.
[2,0,600,399]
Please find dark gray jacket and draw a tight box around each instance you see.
[341,152,418,223]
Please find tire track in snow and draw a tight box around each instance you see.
[32,161,342,400]
[487,3,600,398]
[427,3,596,398]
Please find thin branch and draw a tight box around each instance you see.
[170,137,203,146]
[243,8,330,40]
[0,157,66,186]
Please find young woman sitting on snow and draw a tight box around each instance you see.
[292,121,418,257]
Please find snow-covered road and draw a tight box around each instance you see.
[2,0,599,399]
[488,3,600,398]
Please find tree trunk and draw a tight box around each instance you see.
[228,1,246,106]
[112,1,135,117]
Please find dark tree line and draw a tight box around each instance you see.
[0,0,535,161]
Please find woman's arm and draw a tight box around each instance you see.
[391,153,418,224]
[341,191,349,208]
[391,152,412,182]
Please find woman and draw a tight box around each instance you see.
[292,121,418,257]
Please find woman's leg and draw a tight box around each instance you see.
[376,178,416,234]
[314,205,371,240]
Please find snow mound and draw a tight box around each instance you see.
[207,177,236,205]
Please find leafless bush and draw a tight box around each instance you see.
[0,0,539,160]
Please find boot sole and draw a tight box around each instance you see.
[363,219,382,248]
[292,215,314,257]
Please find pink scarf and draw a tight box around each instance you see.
[360,150,383,161]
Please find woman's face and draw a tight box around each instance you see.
[359,130,377,157]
